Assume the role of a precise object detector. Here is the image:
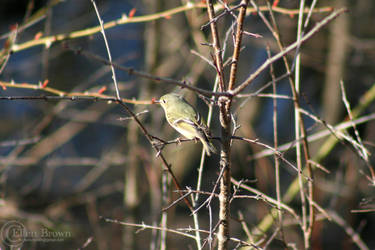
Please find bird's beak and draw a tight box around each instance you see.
[151,98,161,104]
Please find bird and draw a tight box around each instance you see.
[157,93,217,156]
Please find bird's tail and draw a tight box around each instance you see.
[201,138,217,156]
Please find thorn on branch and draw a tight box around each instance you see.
[97,86,107,94]
[200,42,214,47]
[128,8,136,18]
[34,31,43,40]
[243,31,263,38]
[176,137,182,145]
[198,94,218,107]
[0,83,7,90]
[9,23,18,31]
[201,2,244,30]
[41,79,49,88]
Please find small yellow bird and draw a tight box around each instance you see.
[157,93,217,156]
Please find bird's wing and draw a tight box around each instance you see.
[173,118,192,125]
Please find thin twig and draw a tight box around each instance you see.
[70,47,227,97]
[206,0,226,91]
[7,2,333,52]
[267,44,284,240]
[0,24,18,75]
[117,100,194,211]
[298,108,370,160]
[101,217,260,248]
[160,172,168,250]
[232,136,311,180]
[293,2,313,248]
[328,210,370,250]
[227,0,249,91]
[231,178,301,222]
[0,90,152,104]
[340,81,370,161]
[201,3,244,30]
[231,8,347,96]
[162,189,193,212]
[0,137,40,147]
[252,112,375,159]
[90,0,120,99]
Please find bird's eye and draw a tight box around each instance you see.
[162,100,166,104]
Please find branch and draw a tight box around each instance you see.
[0,81,152,104]
[206,0,226,91]
[231,8,347,96]
[70,47,226,98]
[7,2,333,52]
[227,0,249,91]
[90,0,120,99]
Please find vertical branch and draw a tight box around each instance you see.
[90,0,121,100]
[193,78,220,250]
[255,0,316,246]
[294,2,315,248]
[206,0,226,91]
[294,2,309,248]
[205,1,248,249]
[205,1,229,249]
[160,172,168,250]
[217,116,231,250]
[194,18,235,246]
[227,0,249,91]
[340,81,374,179]
[267,46,283,238]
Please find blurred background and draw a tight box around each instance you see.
[0,0,374,249]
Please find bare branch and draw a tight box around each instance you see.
[231,8,347,96]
